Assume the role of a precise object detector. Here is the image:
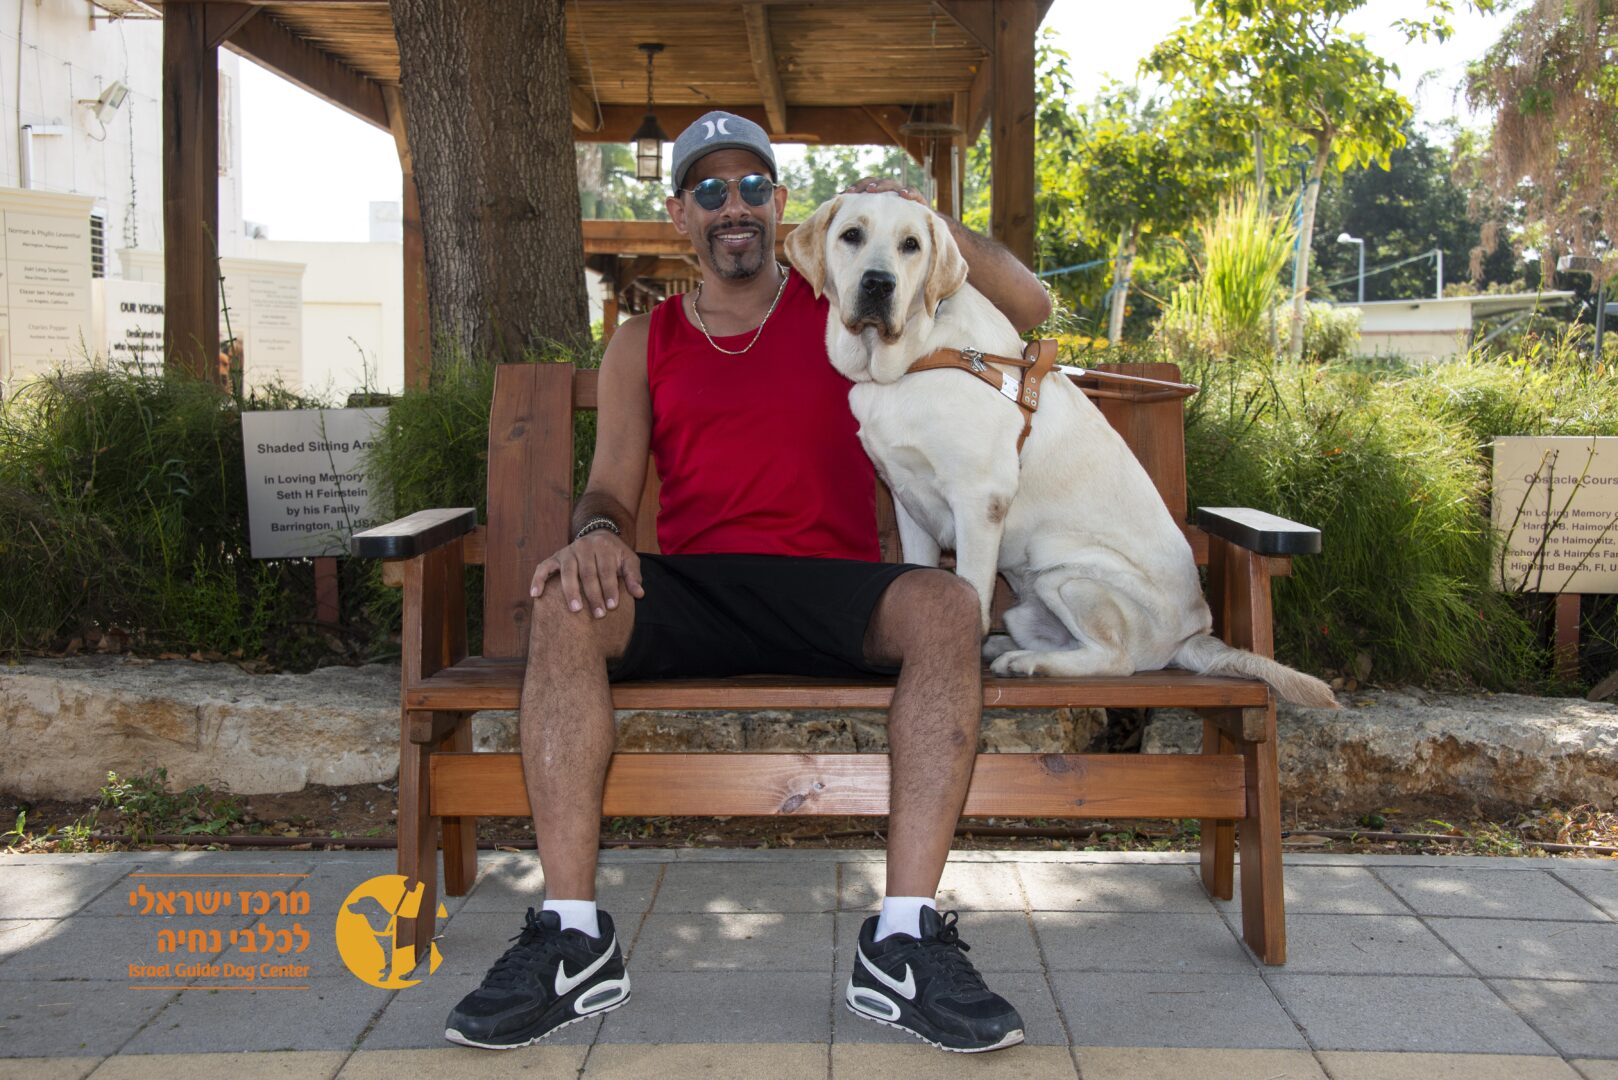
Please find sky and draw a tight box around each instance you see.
[239,0,1516,243]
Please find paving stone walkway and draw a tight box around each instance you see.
[1,848,1615,1078]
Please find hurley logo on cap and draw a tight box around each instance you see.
[701,118,733,139]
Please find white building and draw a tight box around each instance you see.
[0,0,407,395]
[1351,292,1576,362]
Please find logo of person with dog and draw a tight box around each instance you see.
[335,875,446,988]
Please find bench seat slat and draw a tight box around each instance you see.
[431,752,1248,819]
[406,656,1270,710]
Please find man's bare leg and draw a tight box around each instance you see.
[863,569,984,898]
[519,588,636,900]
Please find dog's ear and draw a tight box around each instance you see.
[785,196,843,298]
[923,212,969,316]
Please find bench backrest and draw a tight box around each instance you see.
[479,361,1191,660]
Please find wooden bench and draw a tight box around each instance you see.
[353,360,1321,966]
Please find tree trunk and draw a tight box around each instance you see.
[389,0,589,372]
[1288,139,1330,362]
[1107,223,1138,344]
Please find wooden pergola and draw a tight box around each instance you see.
[150,0,1049,385]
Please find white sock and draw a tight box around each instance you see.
[875,895,936,941]
[542,899,600,938]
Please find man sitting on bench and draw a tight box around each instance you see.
[445,111,1053,1054]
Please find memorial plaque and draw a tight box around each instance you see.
[241,408,388,558]
[1493,436,1618,594]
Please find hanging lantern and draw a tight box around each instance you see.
[633,43,669,183]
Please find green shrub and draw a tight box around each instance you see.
[1184,355,1547,688]
[0,360,350,663]
[1157,189,1294,361]
[362,341,603,656]
[1277,302,1363,364]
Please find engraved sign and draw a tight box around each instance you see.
[1492,436,1618,594]
[242,408,387,558]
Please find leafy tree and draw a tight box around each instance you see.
[577,143,667,221]
[779,145,924,222]
[1067,85,1246,342]
[1465,0,1618,282]
[1310,124,1520,303]
[1147,0,1416,360]
[390,0,588,367]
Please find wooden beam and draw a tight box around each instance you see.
[934,0,994,53]
[202,2,256,47]
[572,104,895,146]
[990,0,1036,267]
[743,5,789,135]
[583,219,798,258]
[432,752,1249,820]
[162,2,221,381]
[381,84,427,388]
[862,105,927,164]
[380,83,411,173]
[223,9,388,131]
[966,47,993,143]
[570,83,601,132]
[613,255,659,296]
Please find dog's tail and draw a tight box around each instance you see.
[1172,634,1339,709]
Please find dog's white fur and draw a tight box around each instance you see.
[785,193,1336,707]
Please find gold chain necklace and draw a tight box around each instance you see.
[691,263,791,356]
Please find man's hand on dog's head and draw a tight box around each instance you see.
[844,177,931,210]
[530,532,644,618]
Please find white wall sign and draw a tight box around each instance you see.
[241,408,388,559]
[119,249,305,391]
[98,278,166,375]
[1493,436,1618,594]
[0,188,95,388]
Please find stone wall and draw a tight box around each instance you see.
[4,659,1615,813]
[0,658,1103,799]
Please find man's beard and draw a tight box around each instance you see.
[704,223,772,280]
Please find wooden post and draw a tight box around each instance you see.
[314,556,339,625]
[162,2,222,381]
[990,0,1036,268]
[383,85,429,391]
[602,291,620,345]
[1555,593,1581,682]
[931,142,956,219]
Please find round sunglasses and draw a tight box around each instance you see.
[681,174,777,211]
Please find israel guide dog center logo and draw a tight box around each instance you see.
[335,874,446,988]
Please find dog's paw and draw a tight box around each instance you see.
[989,650,1045,677]
[981,634,1019,662]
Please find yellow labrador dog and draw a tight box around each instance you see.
[785,193,1335,707]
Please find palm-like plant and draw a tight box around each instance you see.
[1159,189,1296,359]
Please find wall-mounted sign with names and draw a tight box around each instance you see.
[241,408,388,559]
[1492,435,1618,594]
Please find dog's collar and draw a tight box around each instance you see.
[906,340,1060,454]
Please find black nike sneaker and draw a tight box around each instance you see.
[846,907,1025,1052]
[444,908,630,1049]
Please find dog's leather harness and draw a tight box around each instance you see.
[904,340,1200,455]
[907,340,1061,453]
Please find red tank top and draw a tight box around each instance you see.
[646,269,879,560]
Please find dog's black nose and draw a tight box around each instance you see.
[859,271,896,300]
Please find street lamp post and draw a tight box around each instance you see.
[1337,232,1365,304]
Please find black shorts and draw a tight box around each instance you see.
[606,553,926,681]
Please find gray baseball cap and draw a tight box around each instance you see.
[670,111,778,192]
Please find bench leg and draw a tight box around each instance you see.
[441,714,479,897]
[396,717,439,965]
[1237,704,1285,965]
[1198,720,1235,901]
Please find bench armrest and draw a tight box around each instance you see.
[351,507,478,559]
[1196,507,1321,556]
